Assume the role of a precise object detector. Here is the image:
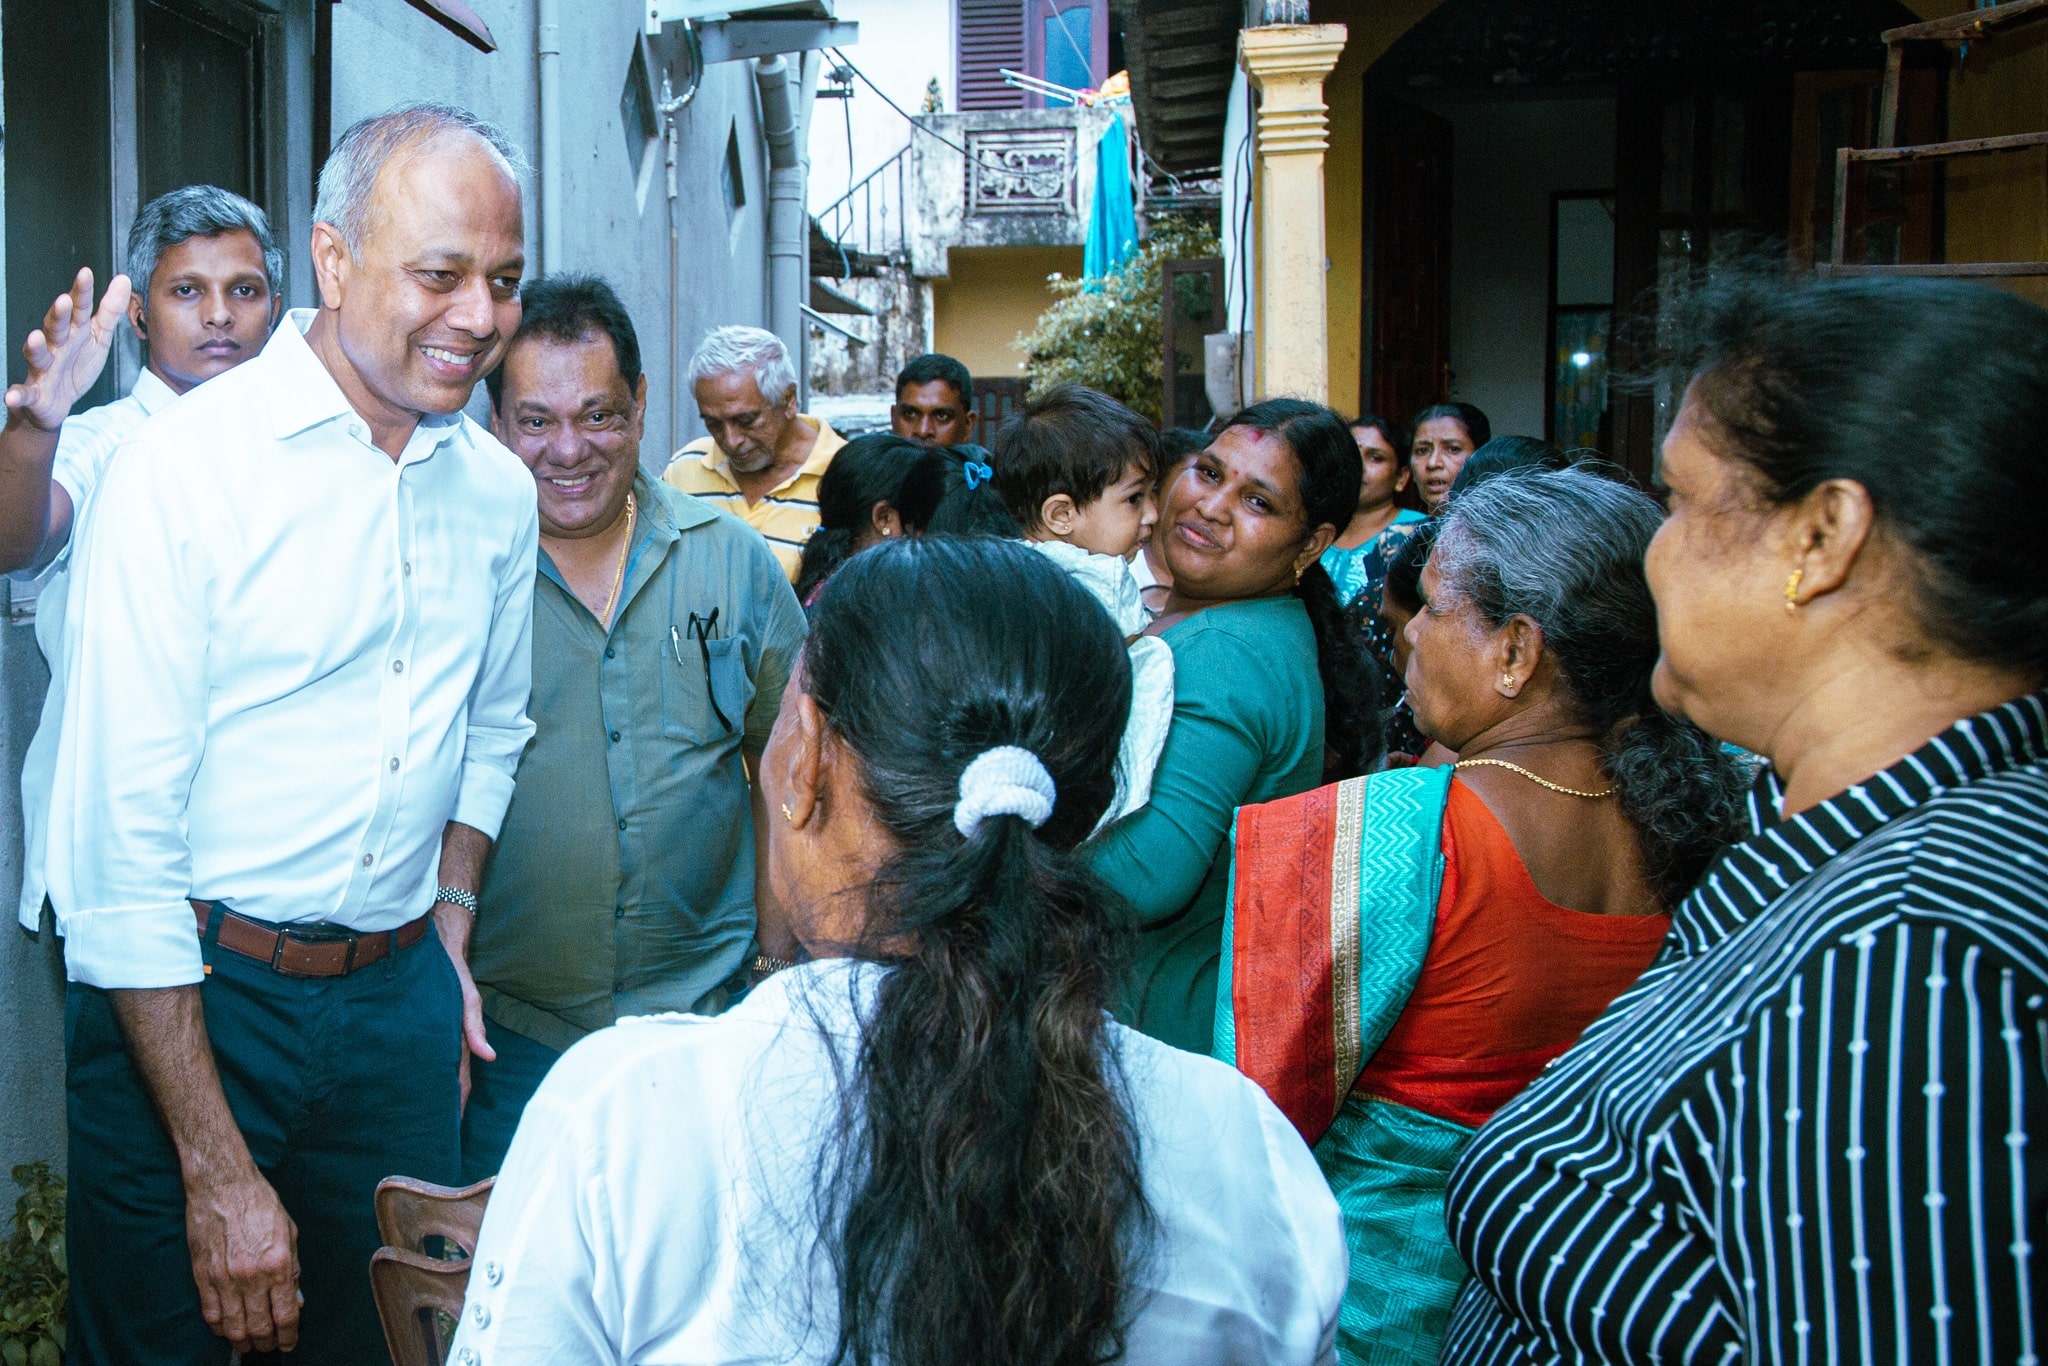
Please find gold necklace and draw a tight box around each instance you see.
[597,492,636,628]
[1454,756,1616,799]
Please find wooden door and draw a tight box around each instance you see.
[1364,97,1453,425]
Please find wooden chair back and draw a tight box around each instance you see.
[368,1175,495,1366]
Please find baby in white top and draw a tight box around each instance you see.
[992,385,1174,825]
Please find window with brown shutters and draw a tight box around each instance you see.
[956,0,1025,110]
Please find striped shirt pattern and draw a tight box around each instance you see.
[661,416,844,583]
[1441,693,2048,1365]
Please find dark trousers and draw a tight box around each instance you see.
[65,916,462,1366]
[458,1015,562,1185]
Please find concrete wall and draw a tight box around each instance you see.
[930,244,1083,377]
[1424,93,1615,439]
[332,0,774,463]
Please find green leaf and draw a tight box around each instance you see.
[2,1339,26,1366]
[26,1335,56,1366]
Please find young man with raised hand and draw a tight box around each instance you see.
[0,186,283,939]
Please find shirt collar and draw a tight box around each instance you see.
[262,308,464,450]
[127,366,180,415]
[1724,690,2048,904]
[702,415,837,487]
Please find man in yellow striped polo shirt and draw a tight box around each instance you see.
[663,325,844,580]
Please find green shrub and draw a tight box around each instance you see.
[1019,217,1222,425]
[0,1163,65,1365]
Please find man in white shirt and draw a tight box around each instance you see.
[49,104,537,1366]
[0,184,284,937]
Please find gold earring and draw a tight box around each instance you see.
[1499,673,1517,695]
[1784,568,1804,614]
[780,802,794,824]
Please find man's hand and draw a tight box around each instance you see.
[108,986,301,1355]
[434,900,496,1111]
[5,267,131,432]
[185,1164,301,1354]
[436,821,497,1112]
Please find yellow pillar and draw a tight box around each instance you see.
[1239,23,1347,403]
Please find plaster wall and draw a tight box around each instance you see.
[1428,94,1615,440]
[930,244,1083,377]
[333,0,775,462]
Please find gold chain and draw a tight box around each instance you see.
[597,492,636,629]
[1454,756,1616,799]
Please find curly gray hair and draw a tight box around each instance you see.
[687,325,796,407]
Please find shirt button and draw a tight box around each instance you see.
[457,1351,479,1366]
[483,1260,502,1285]
[389,757,401,771]
[403,561,413,577]
[470,1301,490,1328]
[614,906,625,920]
[392,660,405,674]
[617,818,628,832]
[362,853,374,867]
[608,729,621,743]
[604,646,616,659]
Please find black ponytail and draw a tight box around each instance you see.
[795,433,928,602]
[1223,398,1386,781]
[1433,468,1748,906]
[801,537,1150,1366]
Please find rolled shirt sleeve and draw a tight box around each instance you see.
[453,494,540,840]
[47,434,211,989]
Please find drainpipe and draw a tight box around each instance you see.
[537,0,563,273]
[754,54,804,392]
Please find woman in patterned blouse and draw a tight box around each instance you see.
[1442,271,2048,1363]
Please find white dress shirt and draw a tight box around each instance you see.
[9,367,179,930]
[451,959,1346,1365]
[48,309,538,989]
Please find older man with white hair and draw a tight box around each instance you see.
[51,103,535,1364]
[664,324,844,581]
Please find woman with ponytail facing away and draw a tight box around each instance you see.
[1091,398,1381,1055]
[1214,467,1747,1365]
[450,537,1347,1365]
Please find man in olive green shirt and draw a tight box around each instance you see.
[462,276,805,1179]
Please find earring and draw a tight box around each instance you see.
[1499,672,1518,696]
[1784,568,1804,614]
[780,802,794,824]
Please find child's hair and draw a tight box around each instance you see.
[900,445,1023,538]
[795,434,930,603]
[991,384,1162,534]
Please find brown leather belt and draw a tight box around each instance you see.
[192,901,432,979]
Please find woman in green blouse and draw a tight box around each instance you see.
[1092,399,1381,1053]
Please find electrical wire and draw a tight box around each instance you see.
[829,48,1083,199]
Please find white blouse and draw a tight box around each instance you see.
[451,959,1345,1365]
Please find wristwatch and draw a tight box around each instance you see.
[434,886,480,915]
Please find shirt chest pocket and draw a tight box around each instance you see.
[661,630,754,744]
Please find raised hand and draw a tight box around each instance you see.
[5,267,132,432]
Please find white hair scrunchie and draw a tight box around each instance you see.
[953,746,1057,838]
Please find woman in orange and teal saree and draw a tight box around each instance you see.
[1215,470,1750,1365]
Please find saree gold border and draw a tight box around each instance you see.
[1329,776,1367,1105]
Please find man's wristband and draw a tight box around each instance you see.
[434,886,480,915]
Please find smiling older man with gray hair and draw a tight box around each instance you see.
[663,324,845,581]
[51,102,536,1365]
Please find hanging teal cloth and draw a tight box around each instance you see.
[1083,113,1138,288]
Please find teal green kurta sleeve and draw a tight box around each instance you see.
[1090,597,1325,1053]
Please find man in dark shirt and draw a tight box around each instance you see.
[464,275,805,1180]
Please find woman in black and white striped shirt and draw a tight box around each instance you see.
[1441,272,2047,1363]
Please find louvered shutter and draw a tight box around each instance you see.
[957,0,1025,110]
